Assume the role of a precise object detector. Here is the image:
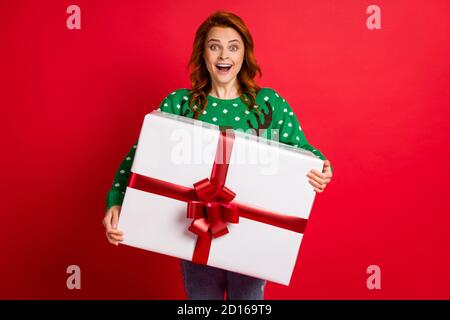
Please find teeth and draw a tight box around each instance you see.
[217,64,232,67]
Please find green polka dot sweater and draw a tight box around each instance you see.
[106,87,332,210]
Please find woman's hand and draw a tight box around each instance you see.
[103,205,124,246]
[307,160,333,193]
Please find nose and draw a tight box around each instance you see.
[218,48,229,60]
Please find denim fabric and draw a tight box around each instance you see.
[180,259,266,300]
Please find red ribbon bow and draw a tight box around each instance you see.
[187,177,239,239]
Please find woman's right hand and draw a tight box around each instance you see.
[103,205,124,246]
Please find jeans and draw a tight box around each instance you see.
[180,259,266,300]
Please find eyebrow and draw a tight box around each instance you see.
[207,39,241,44]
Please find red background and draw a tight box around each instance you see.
[1,0,449,299]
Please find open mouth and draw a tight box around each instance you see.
[216,63,232,73]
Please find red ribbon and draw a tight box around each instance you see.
[128,128,308,264]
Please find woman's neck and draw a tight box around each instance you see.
[208,82,240,99]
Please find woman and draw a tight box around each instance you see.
[103,11,333,300]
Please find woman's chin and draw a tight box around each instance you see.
[213,74,236,84]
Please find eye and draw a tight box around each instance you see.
[210,44,218,50]
[229,46,238,51]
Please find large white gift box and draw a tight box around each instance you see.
[118,110,323,285]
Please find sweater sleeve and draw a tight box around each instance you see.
[271,91,333,173]
[105,91,179,211]
[105,141,138,210]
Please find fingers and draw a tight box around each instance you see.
[307,161,333,193]
[311,168,332,182]
[307,170,327,185]
[107,229,123,236]
[103,206,123,246]
[103,212,112,231]
[106,229,124,245]
[322,160,333,174]
[308,177,326,192]
[106,233,117,245]
[111,210,119,230]
[106,233,123,246]
[103,206,121,229]
[106,227,124,240]
[107,231,124,241]
[307,169,330,193]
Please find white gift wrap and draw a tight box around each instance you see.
[118,110,324,285]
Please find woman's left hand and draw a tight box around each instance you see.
[307,160,333,193]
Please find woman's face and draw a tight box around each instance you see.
[203,26,245,87]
